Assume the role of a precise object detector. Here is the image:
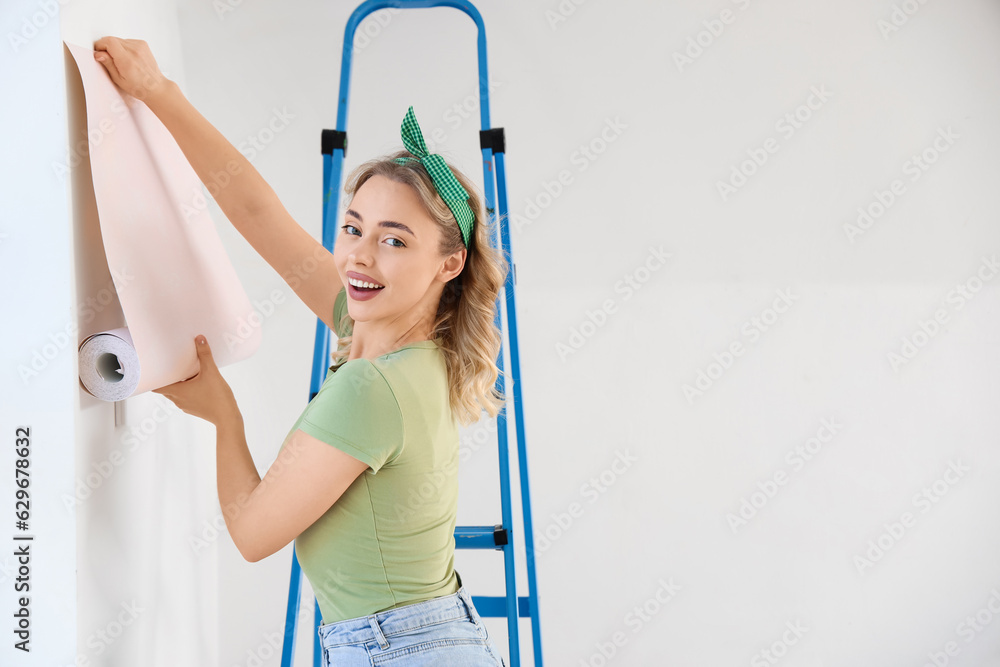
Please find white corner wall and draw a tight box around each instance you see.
[58,2,223,666]
[1,2,76,664]
[2,2,226,665]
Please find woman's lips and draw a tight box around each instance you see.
[347,282,384,301]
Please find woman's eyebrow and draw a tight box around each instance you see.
[345,209,416,238]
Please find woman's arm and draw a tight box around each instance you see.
[155,336,368,563]
[93,37,343,331]
[216,415,368,563]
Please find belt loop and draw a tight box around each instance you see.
[368,614,390,649]
[457,584,478,623]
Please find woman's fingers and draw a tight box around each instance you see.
[93,49,124,88]
[93,36,133,92]
[92,35,114,52]
[92,36,167,102]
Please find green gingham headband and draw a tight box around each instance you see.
[391,106,475,248]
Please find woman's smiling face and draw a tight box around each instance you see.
[334,174,463,335]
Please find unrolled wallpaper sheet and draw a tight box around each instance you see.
[66,42,261,401]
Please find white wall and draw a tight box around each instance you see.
[1,2,76,665]
[60,2,220,666]
[175,0,1000,664]
[5,0,1000,664]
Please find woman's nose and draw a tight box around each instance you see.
[347,237,376,264]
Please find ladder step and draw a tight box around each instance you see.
[472,595,532,618]
[454,524,508,550]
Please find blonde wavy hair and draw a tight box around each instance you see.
[331,149,510,426]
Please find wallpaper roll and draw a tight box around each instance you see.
[78,327,141,401]
[66,42,261,401]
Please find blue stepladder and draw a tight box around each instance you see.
[278,1,543,666]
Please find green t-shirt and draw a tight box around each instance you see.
[279,286,460,624]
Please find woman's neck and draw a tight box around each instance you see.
[348,321,435,361]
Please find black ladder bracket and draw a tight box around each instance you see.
[454,524,510,551]
[322,129,348,157]
[479,127,505,154]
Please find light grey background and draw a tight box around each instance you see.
[30,0,1000,664]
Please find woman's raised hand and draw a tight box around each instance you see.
[93,36,171,104]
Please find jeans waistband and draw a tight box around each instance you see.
[317,573,476,650]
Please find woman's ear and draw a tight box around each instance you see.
[439,248,467,283]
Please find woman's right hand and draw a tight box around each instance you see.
[93,36,172,105]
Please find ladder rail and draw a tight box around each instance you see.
[335,0,492,133]
[495,147,545,667]
[279,548,303,667]
[485,142,522,655]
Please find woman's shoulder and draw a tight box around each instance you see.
[324,355,392,396]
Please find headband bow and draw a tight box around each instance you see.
[391,106,475,248]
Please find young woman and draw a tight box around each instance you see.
[94,36,509,666]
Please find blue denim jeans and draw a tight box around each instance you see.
[317,572,506,666]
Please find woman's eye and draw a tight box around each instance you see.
[340,224,404,248]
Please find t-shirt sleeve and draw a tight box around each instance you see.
[332,286,351,338]
[297,359,404,474]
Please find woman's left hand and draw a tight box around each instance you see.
[154,335,240,427]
